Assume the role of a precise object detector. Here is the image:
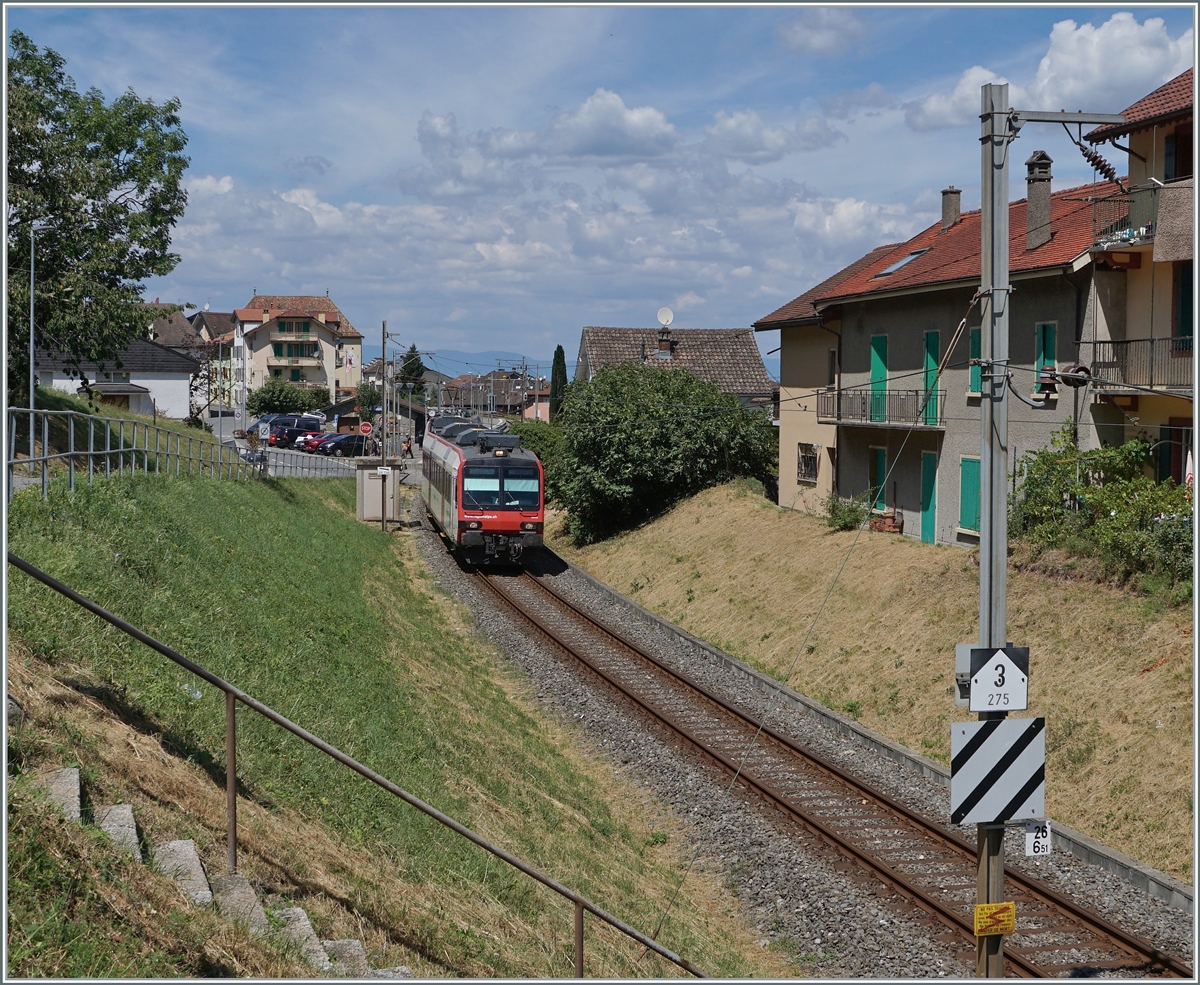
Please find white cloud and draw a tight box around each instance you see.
[904,65,1019,131]
[674,290,706,310]
[776,7,870,57]
[187,174,234,195]
[904,12,1192,131]
[545,88,678,159]
[822,82,894,121]
[704,109,845,162]
[1023,13,1193,112]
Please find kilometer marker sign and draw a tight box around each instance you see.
[969,647,1029,712]
[974,901,1016,936]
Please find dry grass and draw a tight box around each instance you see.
[548,481,1194,883]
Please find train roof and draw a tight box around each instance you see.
[426,424,539,464]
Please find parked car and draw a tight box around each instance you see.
[295,431,329,452]
[275,426,325,449]
[316,433,374,457]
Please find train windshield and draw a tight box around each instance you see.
[501,467,541,509]
[461,466,541,510]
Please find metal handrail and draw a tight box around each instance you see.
[6,551,706,979]
[6,408,253,501]
[817,387,947,427]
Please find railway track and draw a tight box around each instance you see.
[475,567,1192,979]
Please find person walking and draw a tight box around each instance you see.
[402,436,414,459]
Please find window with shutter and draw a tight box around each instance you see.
[1034,322,1056,392]
[969,327,981,393]
[959,457,980,532]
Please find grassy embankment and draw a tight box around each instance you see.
[548,481,1194,883]
[7,473,793,978]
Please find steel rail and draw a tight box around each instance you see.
[478,569,1191,979]
[525,574,1193,979]
[6,551,707,979]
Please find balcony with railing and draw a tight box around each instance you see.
[266,355,323,368]
[1092,185,1159,251]
[1078,337,1193,391]
[269,329,314,342]
[817,387,946,428]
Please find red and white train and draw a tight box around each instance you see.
[421,417,545,564]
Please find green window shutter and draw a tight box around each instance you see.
[290,369,300,382]
[870,335,888,422]
[273,343,283,357]
[1035,323,1056,392]
[1175,263,1193,339]
[870,447,886,511]
[959,458,980,532]
[923,331,939,425]
[303,321,310,332]
[969,328,981,392]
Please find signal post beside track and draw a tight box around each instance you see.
[960,85,1125,978]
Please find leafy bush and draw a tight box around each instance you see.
[823,489,872,531]
[552,363,777,545]
[1012,421,1192,589]
[246,379,328,416]
[507,418,563,503]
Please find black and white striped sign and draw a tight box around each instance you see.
[951,718,1045,825]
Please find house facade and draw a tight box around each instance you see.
[40,339,199,417]
[757,70,1193,547]
[231,294,364,404]
[576,326,776,407]
[1083,67,1193,483]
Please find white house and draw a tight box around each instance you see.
[39,339,200,418]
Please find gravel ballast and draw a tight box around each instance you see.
[408,499,1193,975]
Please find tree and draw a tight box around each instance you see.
[356,379,381,416]
[7,30,190,404]
[549,344,568,420]
[246,379,327,416]
[553,362,777,545]
[399,344,426,387]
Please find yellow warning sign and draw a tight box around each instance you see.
[974,901,1017,936]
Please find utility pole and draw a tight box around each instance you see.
[381,321,388,470]
[971,84,1124,979]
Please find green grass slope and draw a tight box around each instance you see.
[7,474,786,977]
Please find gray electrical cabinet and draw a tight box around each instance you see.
[357,460,403,523]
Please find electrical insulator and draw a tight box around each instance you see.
[1079,144,1123,189]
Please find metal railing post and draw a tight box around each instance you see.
[132,422,138,475]
[105,419,112,477]
[188,436,193,475]
[68,412,75,492]
[88,417,94,484]
[41,413,49,498]
[118,421,125,476]
[226,690,237,874]
[575,900,585,977]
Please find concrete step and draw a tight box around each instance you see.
[323,938,370,976]
[211,874,269,936]
[154,839,212,905]
[95,804,141,861]
[272,906,332,970]
[30,767,81,820]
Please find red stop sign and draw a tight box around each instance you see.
[359,421,373,435]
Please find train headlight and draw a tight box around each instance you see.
[469,521,481,529]
[521,522,536,530]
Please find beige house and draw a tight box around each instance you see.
[1083,67,1193,478]
[752,246,898,512]
[230,294,364,403]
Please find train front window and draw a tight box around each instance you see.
[502,467,541,509]
[462,467,501,507]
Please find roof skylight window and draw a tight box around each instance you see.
[875,248,930,277]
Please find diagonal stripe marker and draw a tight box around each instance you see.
[951,718,1045,825]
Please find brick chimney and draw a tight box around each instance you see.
[1025,151,1053,250]
[941,187,961,230]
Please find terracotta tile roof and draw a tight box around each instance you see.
[1088,68,1193,142]
[815,179,1120,306]
[580,327,774,395]
[242,294,364,339]
[753,244,902,329]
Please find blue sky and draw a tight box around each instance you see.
[9,5,1194,378]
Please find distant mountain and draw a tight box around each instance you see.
[359,347,557,377]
